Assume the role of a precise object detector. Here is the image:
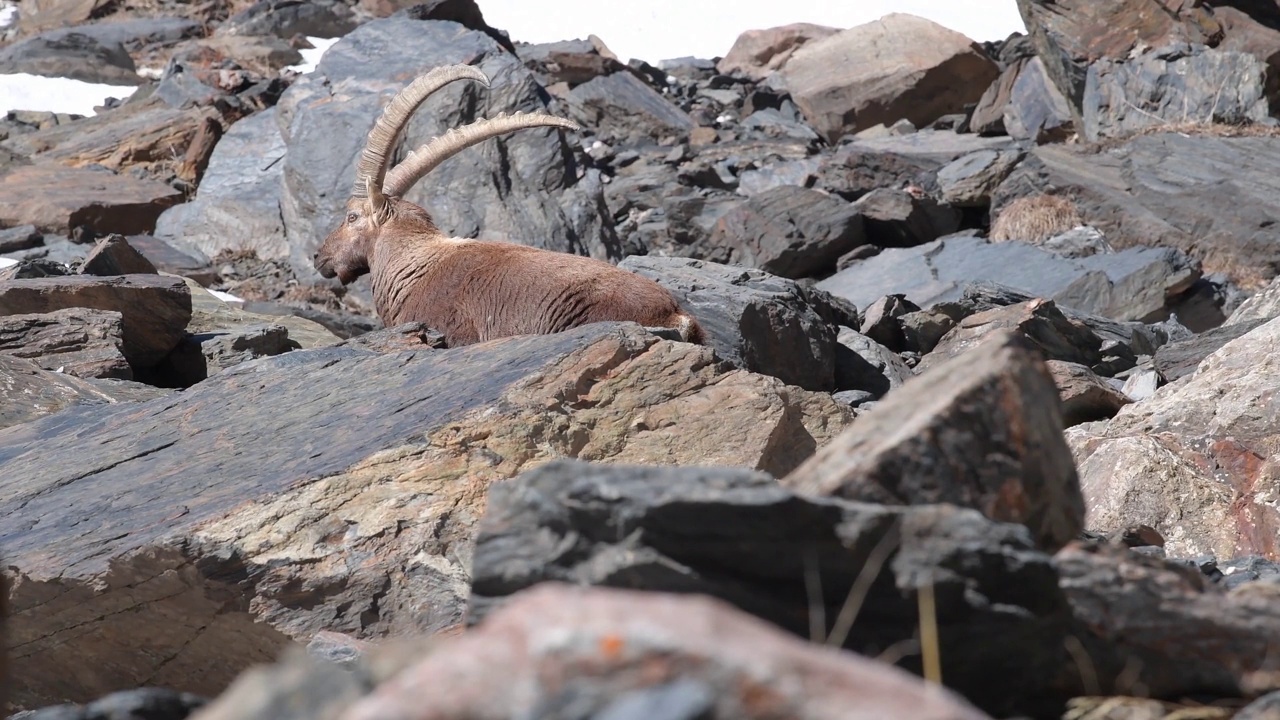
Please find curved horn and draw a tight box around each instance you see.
[351,64,491,217]
[383,112,581,198]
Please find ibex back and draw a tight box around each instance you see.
[313,64,704,347]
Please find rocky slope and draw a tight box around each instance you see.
[4,0,1280,719]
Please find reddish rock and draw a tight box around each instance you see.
[0,164,183,237]
[337,585,994,720]
[78,235,159,277]
[0,308,132,379]
[780,14,999,143]
[716,22,840,81]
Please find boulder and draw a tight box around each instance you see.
[471,460,1073,718]
[12,687,208,720]
[1067,316,1280,559]
[937,149,1025,207]
[817,232,1199,323]
[1046,360,1132,426]
[2,97,223,179]
[276,16,617,280]
[617,256,839,391]
[0,28,142,85]
[1003,56,1076,143]
[565,70,696,144]
[834,327,914,397]
[0,354,170,431]
[1014,0,1224,123]
[1056,542,1280,700]
[1227,275,1280,327]
[198,585,995,720]
[783,329,1084,553]
[154,108,289,263]
[78,235,158,276]
[515,36,624,87]
[0,165,184,238]
[0,308,132,379]
[917,298,1103,374]
[218,0,357,39]
[0,225,42,254]
[852,187,962,248]
[716,22,840,81]
[0,323,853,708]
[0,274,192,368]
[994,132,1280,289]
[704,185,865,279]
[1153,317,1269,383]
[970,55,1030,136]
[780,14,999,143]
[1082,43,1270,141]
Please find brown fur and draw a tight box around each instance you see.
[989,194,1084,244]
[315,198,705,347]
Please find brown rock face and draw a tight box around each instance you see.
[334,585,993,720]
[780,13,999,143]
[0,308,132,379]
[0,323,852,709]
[0,165,184,237]
[783,328,1084,552]
[716,22,841,81]
[0,275,192,368]
[1068,316,1280,559]
[0,354,169,431]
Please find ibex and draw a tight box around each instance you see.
[313,64,705,347]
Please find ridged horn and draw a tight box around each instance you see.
[351,64,491,218]
[382,112,581,198]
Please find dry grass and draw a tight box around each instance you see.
[989,194,1084,244]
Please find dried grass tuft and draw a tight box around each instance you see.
[989,194,1084,244]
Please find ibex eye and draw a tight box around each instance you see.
[347,212,358,223]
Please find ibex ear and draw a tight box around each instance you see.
[364,175,390,226]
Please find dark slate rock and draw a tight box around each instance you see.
[814,145,942,201]
[392,0,517,54]
[276,17,616,281]
[160,323,303,385]
[0,308,133,380]
[121,235,217,286]
[1003,56,1075,143]
[37,18,201,53]
[834,327,913,397]
[703,186,865,279]
[859,294,919,352]
[1082,43,1270,142]
[468,458,1075,719]
[565,70,696,145]
[220,0,357,39]
[618,256,838,391]
[937,149,1025,208]
[917,298,1104,374]
[817,232,1199,323]
[0,30,141,86]
[11,687,209,720]
[0,225,42,253]
[1153,316,1269,383]
[993,132,1280,291]
[736,156,823,196]
[852,188,962,248]
[0,355,170,432]
[156,107,286,265]
[516,37,625,87]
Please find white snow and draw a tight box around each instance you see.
[0,73,140,116]
[0,4,17,29]
[285,36,341,75]
[0,257,17,269]
[207,289,245,305]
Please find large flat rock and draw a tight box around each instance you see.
[0,164,185,237]
[817,232,1198,322]
[0,322,853,708]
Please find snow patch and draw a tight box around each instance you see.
[285,36,341,75]
[0,73,141,116]
[0,2,17,29]
[0,257,18,269]
[208,289,245,304]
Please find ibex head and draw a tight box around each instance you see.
[314,63,580,284]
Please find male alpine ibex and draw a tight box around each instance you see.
[313,64,704,347]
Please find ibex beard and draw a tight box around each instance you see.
[313,63,705,348]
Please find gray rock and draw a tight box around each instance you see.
[277,17,615,281]
[12,687,209,720]
[1082,43,1270,142]
[817,232,1200,323]
[155,108,288,263]
[993,128,1280,290]
[736,156,823,197]
[834,327,914,396]
[704,185,865,279]
[618,256,838,391]
[468,458,1073,719]
[1003,56,1075,143]
[0,225,41,253]
[1039,225,1113,258]
[0,30,141,86]
[738,107,821,143]
[937,149,1025,207]
[220,0,357,39]
[120,235,217,286]
[1120,367,1160,401]
[1237,690,1280,720]
[516,37,625,87]
[173,323,302,382]
[565,70,696,145]
[1153,316,1269,383]
[834,130,1016,166]
[853,187,962,247]
[0,354,170,431]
